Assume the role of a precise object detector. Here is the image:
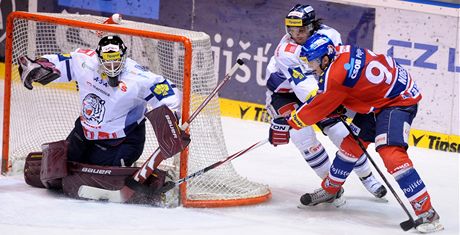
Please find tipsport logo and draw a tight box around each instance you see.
[412,134,460,153]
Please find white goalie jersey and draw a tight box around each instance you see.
[266,25,342,103]
[42,49,181,140]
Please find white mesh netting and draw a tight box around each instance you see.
[4,12,270,206]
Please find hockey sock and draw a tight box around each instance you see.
[378,146,432,215]
[301,143,330,179]
[352,154,373,178]
[395,167,432,215]
[322,150,358,194]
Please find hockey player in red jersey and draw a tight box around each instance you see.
[266,4,386,203]
[286,34,443,233]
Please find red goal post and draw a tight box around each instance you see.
[2,11,271,207]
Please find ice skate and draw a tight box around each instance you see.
[299,187,345,208]
[360,173,387,200]
[414,208,444,233]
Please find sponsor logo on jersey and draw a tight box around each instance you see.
[343,47,366,88]
[57,53,72,61]
[93,76,109,88]
[284,43,298,53]
[135,64,149,72]
[77,48,96,56]
[119,81,127,92]
[82,93,106,125]
[290,111,307,128]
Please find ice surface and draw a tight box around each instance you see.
[0,116,458,235]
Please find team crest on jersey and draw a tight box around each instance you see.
[82,93,106,125]
[57,53,72,61]
[151,80,174,101]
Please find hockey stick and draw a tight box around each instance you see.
[339,118,416,231]
[154,139,269,194]
[78,59,245,203]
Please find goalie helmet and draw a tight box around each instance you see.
[96,35,127,86]
[285,4,316,40]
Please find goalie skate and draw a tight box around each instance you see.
[298,187,345,208]
[414,209,444,233]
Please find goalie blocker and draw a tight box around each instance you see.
[147,104,191,159]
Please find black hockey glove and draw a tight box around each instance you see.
[269,117,291,146]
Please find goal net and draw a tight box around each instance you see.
[2,11,270,207]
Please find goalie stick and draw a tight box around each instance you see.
[79,139,269,200]
[339,118,416,231]
[78,59,245,202]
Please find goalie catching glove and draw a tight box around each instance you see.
[269,117,291,146]
[18,56,61,90]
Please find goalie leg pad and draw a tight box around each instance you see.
[40,140,69,189]
[62,162,138,198]
[24,152,46,188]
[63,162,167,205]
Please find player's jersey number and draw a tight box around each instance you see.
[365,60,393,85]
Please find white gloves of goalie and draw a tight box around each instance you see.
[17,56,61,90]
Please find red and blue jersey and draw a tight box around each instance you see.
[289,45,422,129]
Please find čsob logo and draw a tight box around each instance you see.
[387,39,460,73]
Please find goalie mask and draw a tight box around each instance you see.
[96,35,127,87]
